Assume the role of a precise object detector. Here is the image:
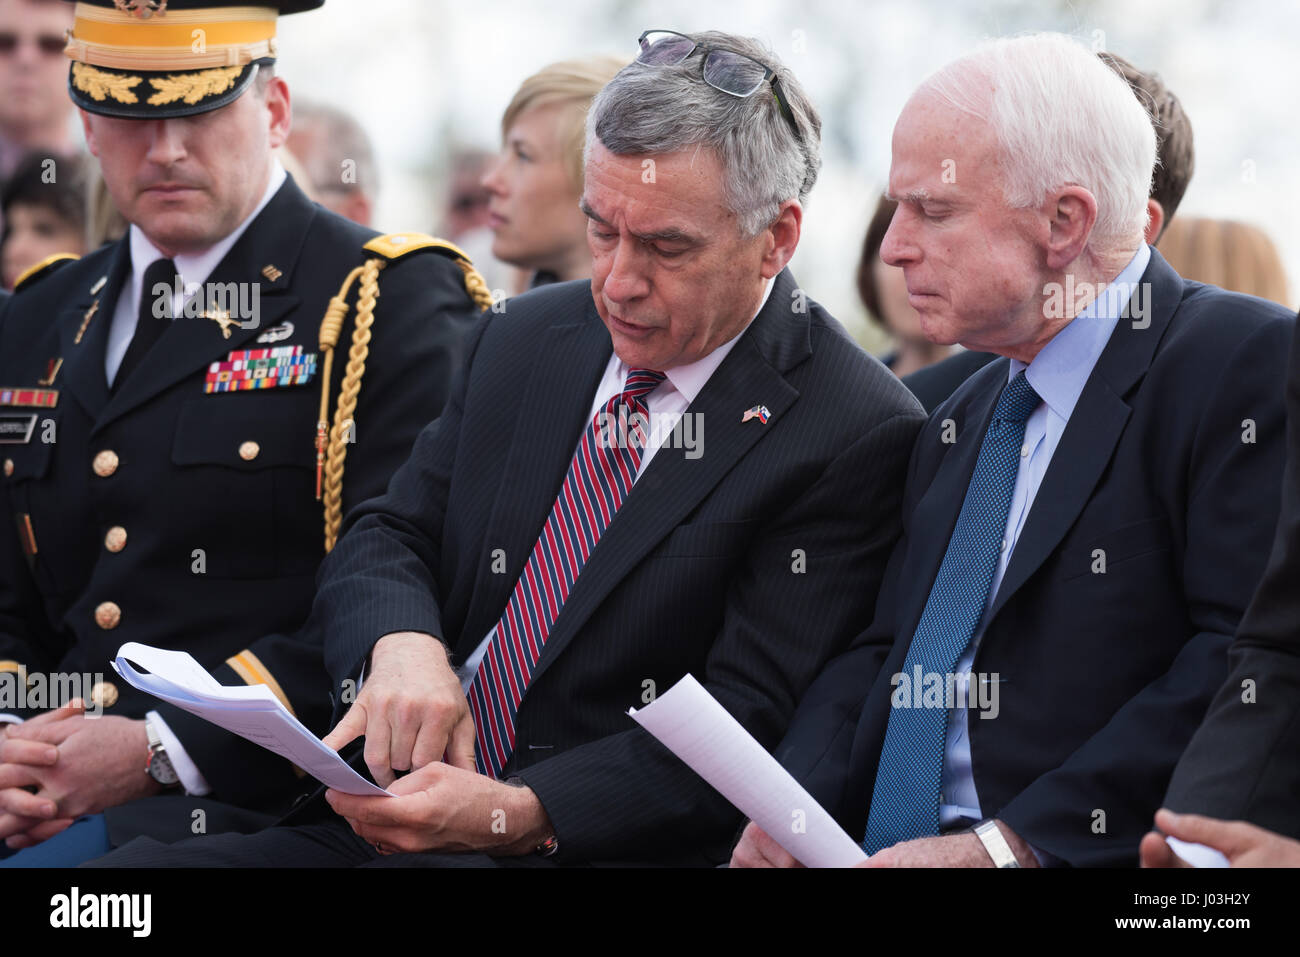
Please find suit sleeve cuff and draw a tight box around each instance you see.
[1029,842,1063,867]
[0,714,20,724]
[147,709,212,796]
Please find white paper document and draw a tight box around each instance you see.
[1166,837,1230,868]
[629,673,867,867]
[112,642,389,797]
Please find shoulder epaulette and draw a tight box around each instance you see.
[13,253,80,293]
[362,233,472,263]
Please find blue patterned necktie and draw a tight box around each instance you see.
[863,371,1041,855]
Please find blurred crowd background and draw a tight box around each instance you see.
[4,0,1297,369]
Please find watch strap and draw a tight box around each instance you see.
[973,819,1020,868]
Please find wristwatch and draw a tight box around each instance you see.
[145,717,180,788]
[973,819,1020,868]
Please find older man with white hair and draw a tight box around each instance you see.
[732,32,1294,868]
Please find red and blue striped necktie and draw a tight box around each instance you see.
[468,368,666,777]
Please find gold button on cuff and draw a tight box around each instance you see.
[239,440,260,461]
[104,526,127,552]
[2,459,12,477]
[94,600,121,630]
[89,681,119,709]
[92,450,119,477]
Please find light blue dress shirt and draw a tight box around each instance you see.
[937,244,1152,845]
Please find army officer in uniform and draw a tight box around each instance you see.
[0,0,486,864]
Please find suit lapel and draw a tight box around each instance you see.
[457,314,613,656]
[93,178,312,431]
[986,249,1183,620]
[524,269,810,689]
[57,242,130,421]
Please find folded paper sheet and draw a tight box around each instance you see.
[113,642,389,797]
[629,673,866,867]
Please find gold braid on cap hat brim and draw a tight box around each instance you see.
[72,61,244,106]
[66,3,278,70]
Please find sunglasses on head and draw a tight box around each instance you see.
[0,32,67,57]
[635,29,805,146]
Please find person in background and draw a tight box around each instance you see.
[856,195,957,377]
[1,151,89,290]
[901,49,1196,413]
[437,147,514,297]
[1157,216,1292,308]
[0,0,77,183]
[440,148,494,241]
[285,98,377,227]
[483,55,626,292]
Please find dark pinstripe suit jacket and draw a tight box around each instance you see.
[307,268,925,864]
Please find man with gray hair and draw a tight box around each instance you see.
[286,98,378,226]
[733,32,1292,868]
[89,29,924,867]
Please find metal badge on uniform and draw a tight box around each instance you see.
[204,345,318,393]
[37,358,63,387]
[203,308,240,340]
[256,321,293,344]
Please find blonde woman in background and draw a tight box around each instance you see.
[1158,216,1292,309]
[483,55,626,292]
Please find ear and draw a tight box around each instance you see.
[1044,185,1097,271]
[1144,198,1166,245]
[264,76,292,150]
[759,199,802,279]
[79,109,99,157]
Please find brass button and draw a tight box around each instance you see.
[92,450,119,477]
[94,600,121,630]
[2,458,12,477]
[238,440,260,461]
[104,526,127,553]
[89,681,119,709]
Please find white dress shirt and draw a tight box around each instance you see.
[937,244,1151,854]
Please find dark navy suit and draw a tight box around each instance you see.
[776,250,1294,866]
[1164,306,1300,838]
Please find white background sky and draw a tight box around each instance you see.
[275,0,1300,346]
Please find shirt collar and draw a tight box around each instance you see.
[1011,243,1151,420]
[127,160,286,297]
